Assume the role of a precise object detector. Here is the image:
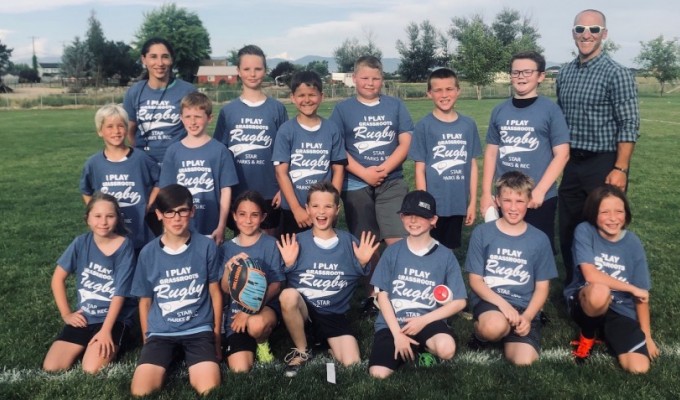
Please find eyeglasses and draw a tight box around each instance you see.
[162,207,192,218]
[573,25,606,35]
[510,69,538,78]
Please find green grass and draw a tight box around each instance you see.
[1,96,680,399]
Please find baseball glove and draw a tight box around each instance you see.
[227,257,268,314]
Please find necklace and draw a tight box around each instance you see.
[136,79,171,151]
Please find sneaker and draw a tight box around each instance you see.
[467,334,489,351]
[283,348,312,378]
[418,352,437,367]
[256,341,275,364]
[361,296,379,317]
[571,333,596,362]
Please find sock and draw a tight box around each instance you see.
[579,314,604,339]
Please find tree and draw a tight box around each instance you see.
[102,41,141,86]
[333,36,383,73]
[269,61,299,86]
[491,9,542,68]
[85,10,107,87]
[11,63,40,83]
[134,3,211,82]
[0,40,12,78]
[396,20,443,82]
[306,60,329,77]
[449,15,504,100]
[635,35,680,96]
[226,49,239,66]
[61,37,93,91]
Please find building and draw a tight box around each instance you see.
[38,62,62,81]
[196,65,239,86]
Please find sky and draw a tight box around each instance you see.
[1,0,678,68]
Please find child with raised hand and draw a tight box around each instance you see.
[565,185,659,373]
[272,71,347,235]
[130,184,222,396]
[409,68,481,250]
[159,92,238,245]
[465,171,557,366]
[213,45,288,236]
[81,104,159,255]
[43,192,135,374]
[220,190,286,372]
[368,190,467,379]
[277,181,378,378]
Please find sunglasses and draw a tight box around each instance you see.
[573,25,606,34]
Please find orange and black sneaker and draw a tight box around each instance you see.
[571,333,596,363]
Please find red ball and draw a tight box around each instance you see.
[433,285,452,304]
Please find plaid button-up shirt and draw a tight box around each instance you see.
[556,53,640,152]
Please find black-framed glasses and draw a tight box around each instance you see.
[573,25,606,35]
[510,69,538,78]
[162,207,192,218]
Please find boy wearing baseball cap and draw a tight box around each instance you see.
[465,171,557,365]
[368,190,467,379]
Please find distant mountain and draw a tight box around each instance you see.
[267,55,400,74]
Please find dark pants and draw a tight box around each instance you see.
[558,150,617,285]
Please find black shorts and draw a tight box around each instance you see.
[279,209,311,236]
[473,300,542,353]
[137,331,218,369]
[224,331,257,357]
[431,215,464,250]
[305,304,354,343]
[368,321,452,370]
[524,196,558,254]
[56,321,128,348]
[568,297,649,357]
[227,199,282,234]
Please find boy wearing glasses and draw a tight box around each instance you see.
[159,92,239,245]
[481,51,570,251]
[131,184,222,396]
[556,9,640,284]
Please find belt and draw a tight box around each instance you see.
[570,149,604,160]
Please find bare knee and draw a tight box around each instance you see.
[620,354,650,374]
[279,288,301,310]
[476,317,510,342]
[580,284,611,314]
[369,366,393,379]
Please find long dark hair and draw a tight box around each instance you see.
[140,37,175,81]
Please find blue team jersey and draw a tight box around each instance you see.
[329,95,414,188]
[486,96,570,200]
[284,230,368,315]
[132,233,221,336]
[371,239,467,332]
[465,222,557,309]
[219,234,285,336]
[409,112,481,216]
[80,148,159,249]
[564,222,650,320]
[57,232,136,324]
[213,97,288,199]
[123,79,196,165]
[271,118,346,210]
[159,139,239,236]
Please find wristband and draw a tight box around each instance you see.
[612,166,628,174]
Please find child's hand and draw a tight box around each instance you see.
[62,310,87,328]
[632,287,649,303]
[498,303,521,327]
[210,226,226,246]
[363,166,387,187]
[514,314,531,337]
[277,233,299,268]
[465,203,476,226]
[89,329,115,359]
[528,189,546,209]
[292,207,312,228]
[353,231,379,266]
[647,337,660,360]
[272,191,282,209]
[225,253,251,273]
[393,331,419,361]
[400,316,427,336]
[230,311,250,333]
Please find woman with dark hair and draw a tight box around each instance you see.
[123,37,197,166]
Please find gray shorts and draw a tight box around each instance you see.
[342,179,407,241]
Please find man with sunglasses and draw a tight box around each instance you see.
[556,9,640,285]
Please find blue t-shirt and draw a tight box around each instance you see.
[159,139,239,236]
[271,118,346,210]
[213,97,288,199]
[486,96,570,200]
[329,95,414,189]
[465,222,557,309]
[57,232,136,324]
[80,148,159,249]
[564,222,650,320]
[284,230,368,315]
[409,112,481,216]
[219,234,285,336]
[371,239,467,332]
[131,233,221,336]
[123,79,196,165]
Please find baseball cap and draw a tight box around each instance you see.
[397,190,436,219]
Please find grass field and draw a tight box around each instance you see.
[1,96,679,399]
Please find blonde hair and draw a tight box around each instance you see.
[94,104,129,133]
